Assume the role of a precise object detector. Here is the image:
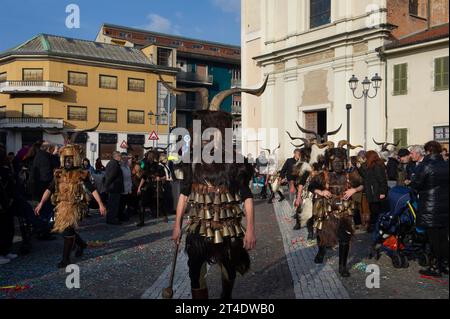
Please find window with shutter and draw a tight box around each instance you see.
[393,64,408,95]
[394,129,408,149]
[435,56,449,91]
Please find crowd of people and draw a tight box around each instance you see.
[0,141,180,266]
[0,138,449,278]
[250,140,449,278]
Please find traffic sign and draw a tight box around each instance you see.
[149,131,159,141]
[120,141,128,149]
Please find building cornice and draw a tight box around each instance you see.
[0,54,179,75]
[254,27,391,65]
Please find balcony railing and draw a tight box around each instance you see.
[231,78,241,88]
[232,104,242,115]
[0,81,64,94]
[177,72,213,85]
[0,117,64,129]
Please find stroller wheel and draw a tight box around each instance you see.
[392,253,403,269]
[418,253,429,267]
[401,255,409,268]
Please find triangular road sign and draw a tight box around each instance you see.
[149,131,159,141]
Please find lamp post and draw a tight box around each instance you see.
[346,104,352,158]
[348,73,382,150]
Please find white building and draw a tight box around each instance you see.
[380,24,449,150]
[241,0,449,159]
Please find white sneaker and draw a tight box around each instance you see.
[0,256,10,265]
[5,253,18,260]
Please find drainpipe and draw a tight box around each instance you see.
[427,0,431,29]
[378,49,389,141]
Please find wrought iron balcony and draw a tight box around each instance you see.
[232,104,242,115]
[176,72,213,85]
[0,81,64,94]
[0,117,64,129]
[231,78,241,88]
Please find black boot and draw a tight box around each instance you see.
[74,233,87,258]
[293,213,301,230]
[19,219,32,255]
[419,258,443,277]
[267,192,275,204]
[191,288,209,299]
[137,208,145,227]
[339,243,351,278]
[221,279,235,300]
[278,191,286,202]
[315,246,326,264]
[58,236,75,269]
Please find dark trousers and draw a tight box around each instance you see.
[162,183,173,216]
[0,209,15,256]
[427,227,449,268]
[35,201,54,235]
[369,202,385,228]
[119,194,130,221]
[106,193,121,223]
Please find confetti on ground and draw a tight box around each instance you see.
[87,240,107,248]
[420,275,449,285]
[0,285,32,292]
[352,262,368,272]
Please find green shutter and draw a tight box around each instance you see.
[394,64,407,95]
[394,65,400,94]
[435,56,449,91]
[400,64,408,93]
[394,129,408,149]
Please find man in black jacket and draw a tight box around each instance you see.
[104,151,124,225]
[31,143,60,239]
[411,141,449,277]
[280,149,301,208]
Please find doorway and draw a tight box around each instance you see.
[304,110,327,137]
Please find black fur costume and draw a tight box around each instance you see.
[179,110,254,299]
[309,143,363,277]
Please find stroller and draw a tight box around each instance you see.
[370,186,429,269]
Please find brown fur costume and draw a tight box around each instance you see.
[51,169,90,233]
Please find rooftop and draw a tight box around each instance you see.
[0,34,178,72]
[384,23,449,51]
[101,23,241,50]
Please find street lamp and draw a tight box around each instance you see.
[348,73,382,150]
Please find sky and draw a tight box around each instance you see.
[0,0,241,52]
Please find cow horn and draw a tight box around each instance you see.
[296,122,321,141]
[372,138,386,146]
[272,143,281,154]
[209,75,269,111]
[323,124,342,141]
[70,123,100,144]
[291,142,305,148]
[316,141,335,149]
[44,129,70,145]
[338,140,363,150]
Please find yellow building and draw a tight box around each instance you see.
[0,34,178,161]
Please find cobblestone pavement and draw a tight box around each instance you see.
[1,199,448,299]
[271,199,449,300]
[273,200,349,299]
[0,213,177,299]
